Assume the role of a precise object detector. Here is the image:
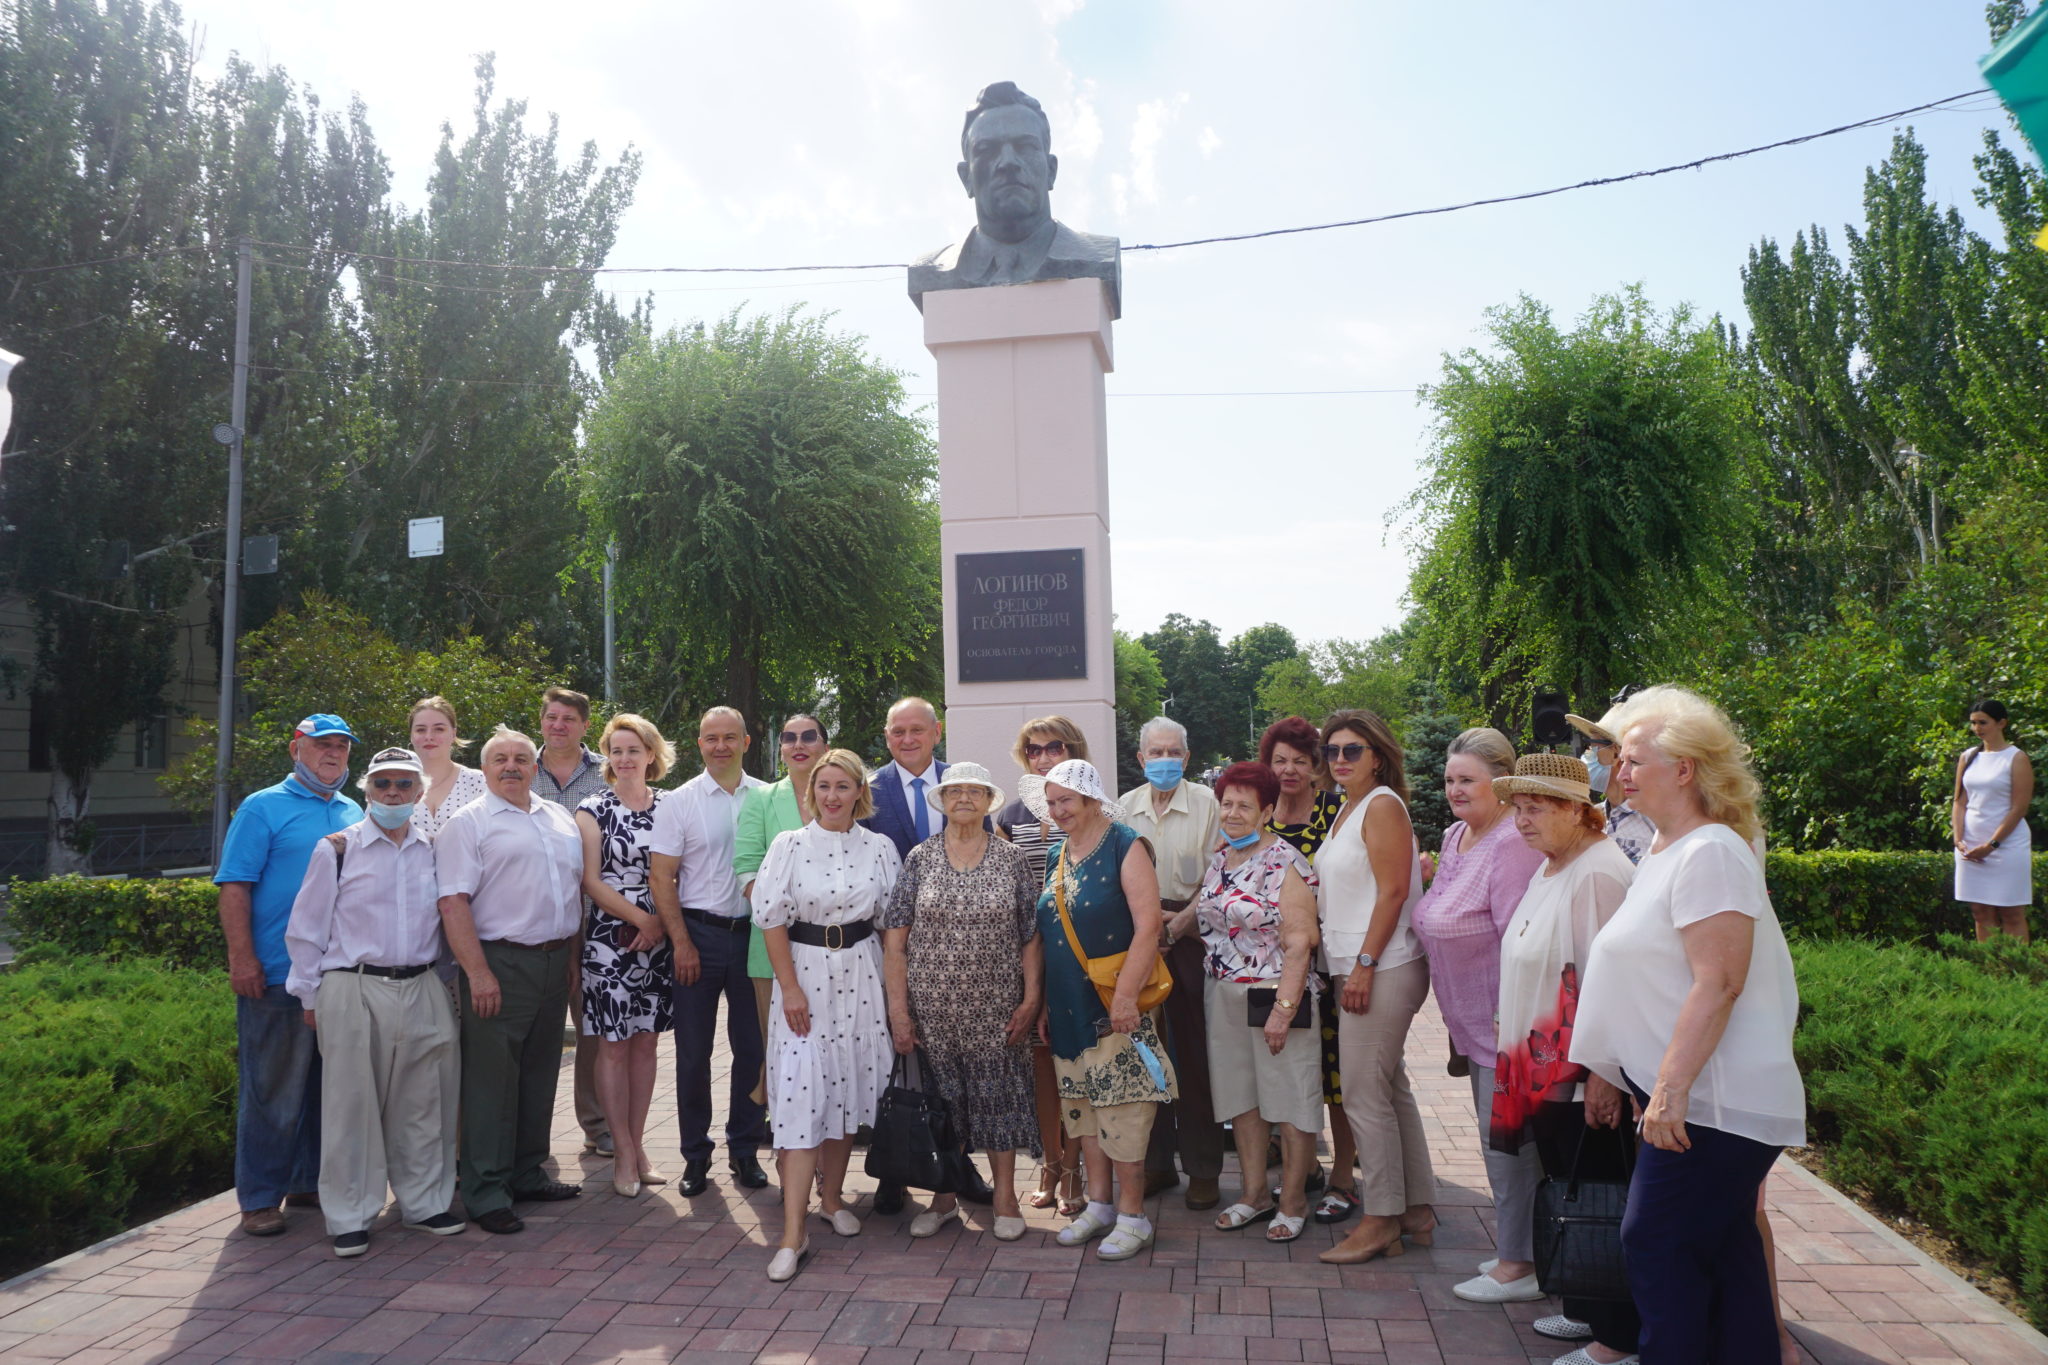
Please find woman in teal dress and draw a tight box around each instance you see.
[734,715,828,1109]
[1018,758,1177,1262]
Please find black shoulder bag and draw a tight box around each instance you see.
[864,1048,970,1195]
[1532,1121,1635,1302]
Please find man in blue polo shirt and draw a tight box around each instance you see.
[216,713,363,1237]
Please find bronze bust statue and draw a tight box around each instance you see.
[909,82,1121,318]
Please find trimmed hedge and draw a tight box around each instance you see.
[1765,850,2047,942]
[9,875,224,969]
[0,955,236,1273]
[1792,935,2048,1327]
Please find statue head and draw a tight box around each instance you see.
[956,81,1057,245]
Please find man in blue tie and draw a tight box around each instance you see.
[858,696,997,1212]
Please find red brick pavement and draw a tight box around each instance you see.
[2,999,2042,1364]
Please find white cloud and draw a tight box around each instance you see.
[1128,93,1190,206]
[1198,125,1221,159]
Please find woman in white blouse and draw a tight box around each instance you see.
[1570,686,1804,1365]
[408,697,486,840]
[752,749,902,1282]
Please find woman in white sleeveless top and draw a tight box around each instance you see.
[1951,698,2034,943]
[1310,709,1434,1265]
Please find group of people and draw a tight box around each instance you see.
[229,679,1992,1363]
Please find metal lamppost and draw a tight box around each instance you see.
[209,237,253,864]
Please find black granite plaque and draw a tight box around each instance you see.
[956,548,1087,682]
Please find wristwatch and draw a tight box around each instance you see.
[1275,997,1297,1012]
[1355,951,1378,970]
[1991,839,2003,850]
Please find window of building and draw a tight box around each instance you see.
[27,693,52,772]
[134,713,169,770]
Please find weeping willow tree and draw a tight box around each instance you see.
[1403,287,1755,728]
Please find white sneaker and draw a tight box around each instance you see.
[1056,1206,1115,1247]
[1451,1271,1545,1303]
[1096,1221,1154,1261]
[908,1205,960,1239]
[1552,1350,1638,1365]
[766,1241,811,1282]
[1533,1315,1595,1342]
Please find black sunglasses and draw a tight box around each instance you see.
[779,728,823,745]
[370,776,418,791]
[1321,743,1367,762]
[1024,739,1068,759]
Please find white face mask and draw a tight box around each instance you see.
[367,801,414,830]
[1584,754,1611,796]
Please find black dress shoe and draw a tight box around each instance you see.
[729,1153,769,1190]
[475,1208,524,1235]
[956,1161,996,1207]
[680,1158,711,1197]
[873,1181,907,1215]
[513,1179,581,1203]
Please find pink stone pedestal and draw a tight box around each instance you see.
[921,277,1118,773]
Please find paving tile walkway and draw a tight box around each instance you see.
[3,998,2043,1364]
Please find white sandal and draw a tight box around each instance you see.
[1213,1202,1276,1231]
[1550,1350,1638,1365]
[1055,1206,1115,1247]
[1096,1221,1154,1261]
[1266,1212,1306,1242]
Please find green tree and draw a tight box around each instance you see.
[1112,630,1166,791]
[577,308,939,760]
[160,593,566,813]
[1406,287,1751,728]
[1401,707,1466,853]
[1139,613,1235,766]
[1255,630,1415,734]
[1224,623,1299,752]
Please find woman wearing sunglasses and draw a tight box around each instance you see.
[995,714,1093,1216]
[1311,709,1435,1265]
[734,715,831,1112]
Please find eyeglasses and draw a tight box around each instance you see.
[779,728,822,745]
[1322,743,1367,762]
[370,776,418,791]
[1024,739,1067,759]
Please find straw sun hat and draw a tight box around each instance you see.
[1491,751,1595,805]
[1564,713,1615,746]
[1016,759,1128,824]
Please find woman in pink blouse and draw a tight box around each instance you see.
[1410,727,1546,1304]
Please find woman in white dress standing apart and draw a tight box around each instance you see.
[1952,698,2034,943]
[753,748,902,1281]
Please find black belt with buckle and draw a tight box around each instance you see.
[785,919,874,951]
[339,962,435,980]
[682,905,751,932]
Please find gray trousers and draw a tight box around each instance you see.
[1337,957,1435,1217]
[1470,1063,1541,1262]
[314,969,459,1234]
[459,939,572,1216]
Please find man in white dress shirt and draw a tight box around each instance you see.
[650,706,767,1196]
[286,747,465,1257]
[436,728,586,1234]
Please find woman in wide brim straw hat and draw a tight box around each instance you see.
[1016,759,1179,1262]
[1490,751,1642,1362]
[879,762,1044,1242]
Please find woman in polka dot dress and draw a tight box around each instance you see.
[752,749,903,1281]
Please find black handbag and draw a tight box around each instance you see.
[1532,1122,1634,1302]
[864,1049,971,1194]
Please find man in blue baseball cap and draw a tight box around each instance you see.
[216,712,364,1237]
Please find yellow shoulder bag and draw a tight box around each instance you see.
[1052,837,1173,1014]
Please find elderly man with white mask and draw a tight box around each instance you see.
[437,727,586,1234]
[286,747,464,1257]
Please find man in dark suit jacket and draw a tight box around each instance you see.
[858,697,994,1212]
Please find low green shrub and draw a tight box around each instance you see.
[1765,850,2047,941]
[1792,935,2048,1326]
[8,875,224,970]
[0,955,235,1273]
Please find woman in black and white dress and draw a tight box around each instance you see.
[754,749,903,1282]
[575,714,676,1200]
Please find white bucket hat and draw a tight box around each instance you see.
[1016,758,1126,824]
[925,760,1005,811]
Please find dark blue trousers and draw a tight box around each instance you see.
[673,914,766,1162]
[235,985,322,1210]
[1622,1084,1782,1364]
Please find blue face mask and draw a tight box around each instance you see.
[366,801,414,830]
[1222,827,1263,850]
[1143,758,1184,791]
[1584,754,1611,796]
[293,757,348,797]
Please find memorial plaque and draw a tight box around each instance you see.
[956,548,1086,682]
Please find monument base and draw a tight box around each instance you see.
[923,277,1119,774]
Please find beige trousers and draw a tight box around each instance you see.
[314,968,460,1235]
[1336,957,1436,1218]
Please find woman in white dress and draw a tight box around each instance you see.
[407,697,486,839]
[753,748,902,1281]
[1951,698,2034,943]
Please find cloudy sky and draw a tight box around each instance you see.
[180,0,2014,647]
